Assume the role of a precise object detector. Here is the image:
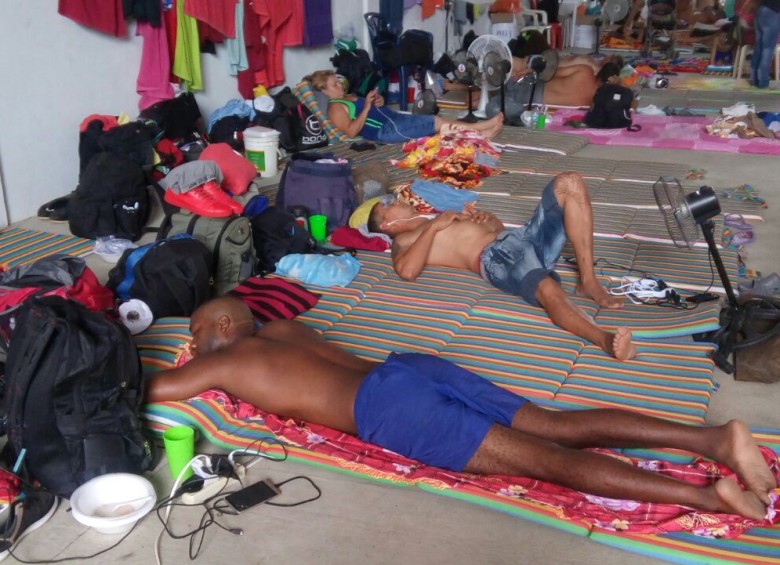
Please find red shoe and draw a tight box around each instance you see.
[164,186,233,217]
[202,181,244,215]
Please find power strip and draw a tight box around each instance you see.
[181,464,246,505]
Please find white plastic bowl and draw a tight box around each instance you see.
[70,473,156,535]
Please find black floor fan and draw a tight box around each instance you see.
[452,51,480,123]
[653,177,780,374]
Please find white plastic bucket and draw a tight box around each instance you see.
[244,126,280,178]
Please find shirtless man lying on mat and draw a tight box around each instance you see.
[368,171,635,360]
[145,296,776,521]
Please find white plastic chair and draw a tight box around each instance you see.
[518,8,553,45]
[735,43,780,81]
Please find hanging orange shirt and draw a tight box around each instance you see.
[421,0,444,19]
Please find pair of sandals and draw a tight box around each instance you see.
[36,195,71,223]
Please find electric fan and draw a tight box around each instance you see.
[412,70,440,115]
[653,177,780,374]
[452,50,481,123]
[467,34,513,119]
[594,0,631,55]
[520,48,559,113]
[483,50,512,122]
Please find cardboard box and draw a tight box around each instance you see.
[490,12,516,42]
[489,12,515,24]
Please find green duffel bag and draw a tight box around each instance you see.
[159,211,255,295]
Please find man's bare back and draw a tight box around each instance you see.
[147,319,377,434]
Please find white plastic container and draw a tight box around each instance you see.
[244,126,281,178]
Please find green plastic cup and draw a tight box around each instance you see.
[309,214,328,243]
[162,426,195,480]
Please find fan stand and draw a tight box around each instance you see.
[696,219,780,374]
[460,84,481,123]
[592,18,604,57]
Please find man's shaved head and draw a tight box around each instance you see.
[189,296,255,356]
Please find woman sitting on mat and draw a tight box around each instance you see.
[308,70,504,143]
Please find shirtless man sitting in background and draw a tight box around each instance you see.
[368,171,635,360]
[145,296,777,521]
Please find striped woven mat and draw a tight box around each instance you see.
[477,174,766,220]
[137,314,778,564]
[135,240,779,562]
[0,227,93,270]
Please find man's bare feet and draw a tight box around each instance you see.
[718,420,777,505]
[605,327,636,361]
[576,280,625,309]
[713,478,768,520]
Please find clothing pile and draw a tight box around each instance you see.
[705,104,777,140]
[392,131,502,189]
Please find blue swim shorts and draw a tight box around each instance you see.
[354,353,529,471]
[479,179,565,306]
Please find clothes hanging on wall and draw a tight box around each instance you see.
[279,0,304,47]
[226,0,248,76]
[123,0,161,27]
[183,0,237,38]
[251,0,293,88]
[136,21,174,110]
[163,1,179,82]
[58,0,126,37]
[237,0,267,99]
[172,0,203,91]
[302,0,333,47]
[421,0,445,19]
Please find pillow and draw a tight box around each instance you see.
[294,81,348,143]
[349,196,381,228]
[227,276,319,322]
[312,89,331,115]
[199,143,256,195]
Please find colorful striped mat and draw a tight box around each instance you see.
[0,228,93,270]
[139,396,780,565]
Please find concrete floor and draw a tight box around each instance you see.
[5,111,780,565]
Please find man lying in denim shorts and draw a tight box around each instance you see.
[368,172,636,360]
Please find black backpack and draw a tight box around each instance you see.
[584,84,640,130]
[330,49,385,96]
[68,152,151,241]
[209,115,251,152]
[139,92,202,141]
[107,234,213,318]
[3,296,153,498]
[254,87,328,153]
[249,207,316,274]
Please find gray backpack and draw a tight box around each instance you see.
[159,212,255,295]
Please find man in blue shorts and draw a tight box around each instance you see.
[145,296,775,519]
[367,171,635,360]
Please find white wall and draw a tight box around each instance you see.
[0,0,487,224]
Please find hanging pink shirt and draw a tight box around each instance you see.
[137,21,175,110]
